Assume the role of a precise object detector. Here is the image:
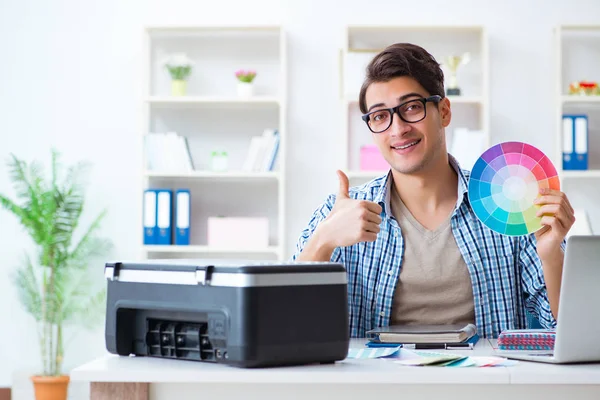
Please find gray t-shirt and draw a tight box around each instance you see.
[390,187,476,326]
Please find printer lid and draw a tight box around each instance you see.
[104,259,347,287]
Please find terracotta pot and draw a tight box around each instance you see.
[31,375,70,400]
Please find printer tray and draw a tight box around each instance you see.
[104,259,349,368]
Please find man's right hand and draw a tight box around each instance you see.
[318,170,383,249]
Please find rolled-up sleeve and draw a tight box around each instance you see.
[519,234,566,328]
[290,194,341,262]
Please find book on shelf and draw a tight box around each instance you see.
[242,128,280,172]
[175,189,191,245]
[562,114,588,170]
[155,189,173,245]
[143,188,191,246]
[145,132,195,173]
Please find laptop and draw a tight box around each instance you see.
[497,235,600,364]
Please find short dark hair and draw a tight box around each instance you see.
[358,43,445,114]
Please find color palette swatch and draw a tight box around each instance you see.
[468,142,560,236]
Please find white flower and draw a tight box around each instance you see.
[163,52,194,68]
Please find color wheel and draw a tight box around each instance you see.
[468,141,560,236]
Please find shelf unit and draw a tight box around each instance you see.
[141,25,287,260]
[147,96,281,106]
[561,96,600,104]
[144,171,281,181]
[143,245,280,255]
[554,25,600,235]
[339,25,490,185]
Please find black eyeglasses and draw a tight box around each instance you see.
[361,95,442,134]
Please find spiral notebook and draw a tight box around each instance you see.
[497,329,555,351]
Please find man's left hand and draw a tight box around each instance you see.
[534,188,576,261]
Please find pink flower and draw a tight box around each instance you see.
[235,69,257,83]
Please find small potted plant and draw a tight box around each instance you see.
[0,149,112,400]
[579,81,599,96]
[235,69,257,97]
[164,53,194,96]
[569,80,600,96]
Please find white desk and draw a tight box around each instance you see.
[71,339,600,400]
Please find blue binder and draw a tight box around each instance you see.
[143,189,157,245]
[175,189,191,245]
[155,189,173,245]
[563,114,588,170]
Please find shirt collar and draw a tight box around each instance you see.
[375,154,471,218]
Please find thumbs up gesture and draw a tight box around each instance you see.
[320,170,383,248]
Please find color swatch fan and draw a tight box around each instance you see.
[468,142,560,236]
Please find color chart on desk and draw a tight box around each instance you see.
[468,142,560,236]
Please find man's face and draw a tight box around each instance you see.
[363,76,451,175]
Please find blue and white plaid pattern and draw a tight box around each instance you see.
[291,158,563,339]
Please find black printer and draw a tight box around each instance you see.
[104,259,349,367]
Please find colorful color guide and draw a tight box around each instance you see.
[468,142,560,236]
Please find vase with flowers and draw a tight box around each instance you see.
[164,53,194,96]
[235,69,257,97]
[569,80,600,96]
[579,81,599,96]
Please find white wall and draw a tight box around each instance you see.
[1,0,599,387]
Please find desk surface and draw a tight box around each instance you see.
[71,339,600,385]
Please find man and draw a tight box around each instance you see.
[291,43,575,339]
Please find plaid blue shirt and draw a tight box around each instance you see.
[291,157,563,338]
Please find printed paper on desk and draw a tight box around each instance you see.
[434,356,517,367]
[440,357,477,367]
[394,351,518,367]
[395,351,466,366]
[469,356,516,367]
[347,346,401,359]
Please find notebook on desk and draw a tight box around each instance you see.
[366,323,477,344]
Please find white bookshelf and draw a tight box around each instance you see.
[339,25,490,185]
[144,171,280,181]
[561,96,600,104]
[147,96,281,106]
[554,25,600,235]
[345,94,484,105]
[561,170,600,179]
[141,25,287,260]
[143,245,280,255]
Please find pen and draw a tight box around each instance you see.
[365,342,401,348]
[402,343,474,350]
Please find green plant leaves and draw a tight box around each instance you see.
[166,66,192,81]
[13,253,43,321]
[0,149,113,375]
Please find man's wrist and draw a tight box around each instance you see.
[312,223,336,256]
[539,247,564,266]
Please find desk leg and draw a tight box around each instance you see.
[90,382,149,400]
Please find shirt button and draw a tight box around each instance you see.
[394,231,398,237]
[388,269,394,275]
[380,311,385,317]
